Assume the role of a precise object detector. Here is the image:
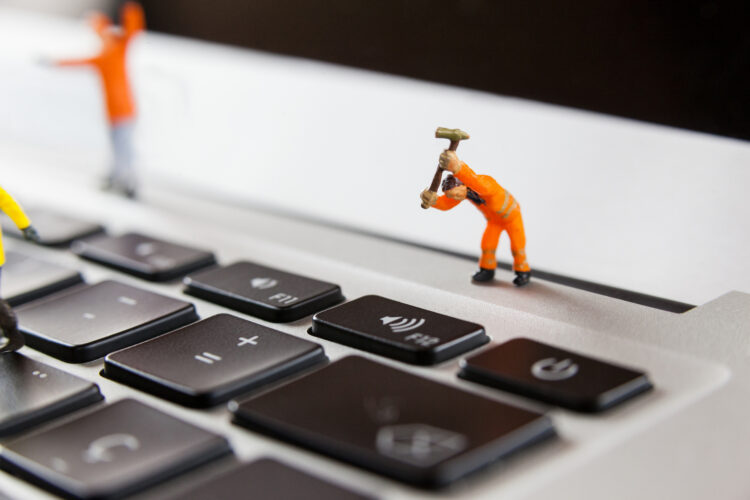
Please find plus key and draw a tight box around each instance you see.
[104,314,327,407]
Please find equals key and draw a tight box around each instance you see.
[103,314,327,407]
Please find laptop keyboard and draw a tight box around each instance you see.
[0,201,710,499]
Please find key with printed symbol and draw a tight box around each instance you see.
[0,353,103,437]
[2,208,104,247]
[3,251,84,306]
[0,399,232,500]
[16,280,198,363]
[103,313,327,407]
[231,356,555,489]
[184,261,344,322]
[72,232,216,281]
[458,338,654,412]
[162,458,375,500]
[309,295,488,365]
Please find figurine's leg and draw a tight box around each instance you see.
[107,120,137,197]
[506,214,531,286]
[0,267,24,353]
[473,221,501,282]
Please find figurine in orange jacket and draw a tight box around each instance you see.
[420,151,531,286]
[55,2,145,197]
[0,186,39,353]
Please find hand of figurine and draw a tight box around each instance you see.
[22,226,40,243]
[420,189,438,208]
[438,150,461,173]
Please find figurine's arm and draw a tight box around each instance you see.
[55,56,99,67]
[122,2,145,40]
[455,163,498,197]
[420,190,460,211]
[433,196,461,210]
[0,187,31,230]
[439,151,496,197]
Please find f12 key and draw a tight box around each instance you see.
[309,295,488,365]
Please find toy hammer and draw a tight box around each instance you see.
[421,127,470,209]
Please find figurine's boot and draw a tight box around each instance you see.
[0,299,24,354]
[513,271,531,287]
[472,268,496,282]
[104,171,138,199]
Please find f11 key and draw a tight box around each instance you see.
[459,338,653,412]
[184,261,343,322]
[309,295,487,365]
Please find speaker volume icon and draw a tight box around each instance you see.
[380,315,426,333]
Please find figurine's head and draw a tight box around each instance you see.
[122,2,146,35]
[442,175,468,201]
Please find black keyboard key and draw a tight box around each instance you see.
[2,208,104,247]
[3,251,84,306]
[0,399,232,500]
[309,295,488,365]
[232,356,555,489]
[164,458,374,500]
[0,353,102,437]
[17,280,198,363]
[458,338,653,412]
[72,232,216,281]
[104,314,326,408]
[184,261,344,323]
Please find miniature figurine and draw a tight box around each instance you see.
[53,1,145,198]
[0,186,40,353]
[420,128,531,286]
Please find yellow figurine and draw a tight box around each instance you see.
[0,186,39,353]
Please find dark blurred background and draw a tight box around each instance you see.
[17,0,750,140]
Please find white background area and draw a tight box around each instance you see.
[0,7,749,306]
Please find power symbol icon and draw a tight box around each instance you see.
[531,357,579,381]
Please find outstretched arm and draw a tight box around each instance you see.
[439,150,496,197]
[55,56,99,67]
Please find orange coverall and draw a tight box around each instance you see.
[432,163,530,273]
[56,2,144,125]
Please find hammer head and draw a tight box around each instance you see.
[435,127,470,142]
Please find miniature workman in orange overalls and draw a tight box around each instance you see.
[420,150,531,286]
[0,186,39,353]
[55,2,145,197]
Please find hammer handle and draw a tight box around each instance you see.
[426,140,460,193]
